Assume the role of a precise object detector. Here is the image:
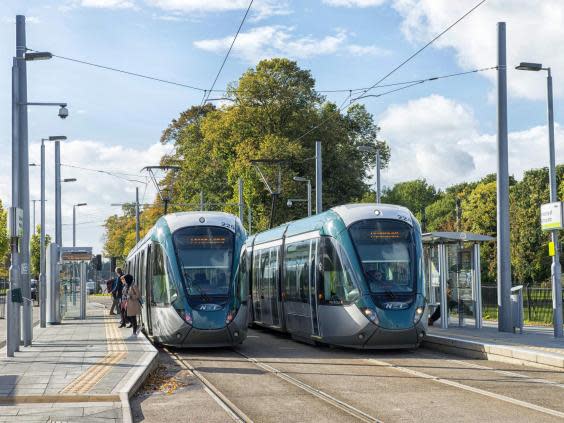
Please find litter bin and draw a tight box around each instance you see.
[510,285,524,333]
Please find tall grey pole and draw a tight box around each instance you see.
[72,205,76,247]
[8,57,21,357]
[248,204,252,235]
[17,15,32,346]
[307,180,312,217]
[315,141,322,214]
[238,177,244,223]
[546,69,563,337]
[376,150,381,204]
[135,187,140,244]
[496,22,512,333]
[31,200,36,233]
[55,141,62,249]
[40,140,46,328]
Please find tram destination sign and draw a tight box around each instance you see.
[540,201,564,231]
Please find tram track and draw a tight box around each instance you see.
[164,347,253,423]
[231,349,383,423]
[367,356,564,420]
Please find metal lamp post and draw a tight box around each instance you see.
[358,145,382,203]
[40,136,65,328]
[293,176,312,217]
[516,62,563,337]
[72,203,87,247]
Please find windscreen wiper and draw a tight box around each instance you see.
[364,271,396,299]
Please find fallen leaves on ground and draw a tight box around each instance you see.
[138,364,188,396]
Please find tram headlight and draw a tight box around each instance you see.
[413,306,425,324]
[359,307,379,325]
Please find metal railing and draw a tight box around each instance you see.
[482,284,564,325]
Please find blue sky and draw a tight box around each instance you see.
[1,0,563,251]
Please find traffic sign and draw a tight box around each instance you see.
[541,202,563,231]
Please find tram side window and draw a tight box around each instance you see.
[284,240,311,303]
[151,243,170,305]
[319,237,358,305]
[237,249,248,303]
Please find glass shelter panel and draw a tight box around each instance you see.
[446,244,476,326]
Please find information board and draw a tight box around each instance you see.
[541,202,563,231]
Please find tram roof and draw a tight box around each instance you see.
[422,231,495,243]
[163,211,240,233]
[251,203,415,246]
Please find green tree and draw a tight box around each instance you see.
[30,225,51,279]
[381,179,438,222]
[159,58,390,231]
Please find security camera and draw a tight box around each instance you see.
[287,199,293,207]
[58,106,69,119]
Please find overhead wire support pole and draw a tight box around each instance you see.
[546,68,563,337]
[40,139,46,328]
[8,56,21,357]
[315,141,322,214]
[135,187,140,244]
[17,14,32,347]
[496,22,512,333]
[238,178,244,224]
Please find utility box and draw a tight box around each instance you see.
[510,285,524,333]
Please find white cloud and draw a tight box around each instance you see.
[145,0,291,20]
[79,0,136,9]
[377,94,564,188]
[390,0,564,100]
[323,0,387,7]
[349,44,391,56]
[0,140,167,254]
[194,26,386,63]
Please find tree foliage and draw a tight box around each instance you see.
[30,225,51,279]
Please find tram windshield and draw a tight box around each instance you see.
[349,219,415,294]
[173,226,234,298]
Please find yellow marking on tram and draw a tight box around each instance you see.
[61,310,128,394]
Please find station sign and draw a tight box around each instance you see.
[62,247,93,261]
[540,202,564,231]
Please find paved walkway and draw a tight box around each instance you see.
[0,305,40,348]
[0,299,157,422]
[425,323,564,369]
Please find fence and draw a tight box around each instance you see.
[482,284,564,325]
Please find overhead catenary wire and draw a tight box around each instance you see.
[61,163,148,184]
[293,0,488,143]
[198,0,254,111]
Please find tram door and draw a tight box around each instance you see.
[283,238,320,337]
[253,245,281,328]
[141,247,153,335]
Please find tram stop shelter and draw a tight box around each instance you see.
[423,232,495,329]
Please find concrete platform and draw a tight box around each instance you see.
[424,324,564,370]
[0,299,158,422]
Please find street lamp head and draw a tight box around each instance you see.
[24,51,53,61]
[63,178,77,183]
[48,136,67,141]
[58,105,69,119]
[293,176,310,182]
[516,62,543,71]
[75,203,87,207]
[29,163,38,167]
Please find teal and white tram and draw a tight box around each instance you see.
[125,212,248,347]
[244,203,427,349]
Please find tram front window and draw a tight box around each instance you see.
[349,220,415,294]
[173,227,234,300]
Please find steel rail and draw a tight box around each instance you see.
[232,349,383,423]
[164,347,252,423]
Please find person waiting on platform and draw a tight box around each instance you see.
[110,267,124,316]
[428,280,458,326]
[123,274,141,336]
